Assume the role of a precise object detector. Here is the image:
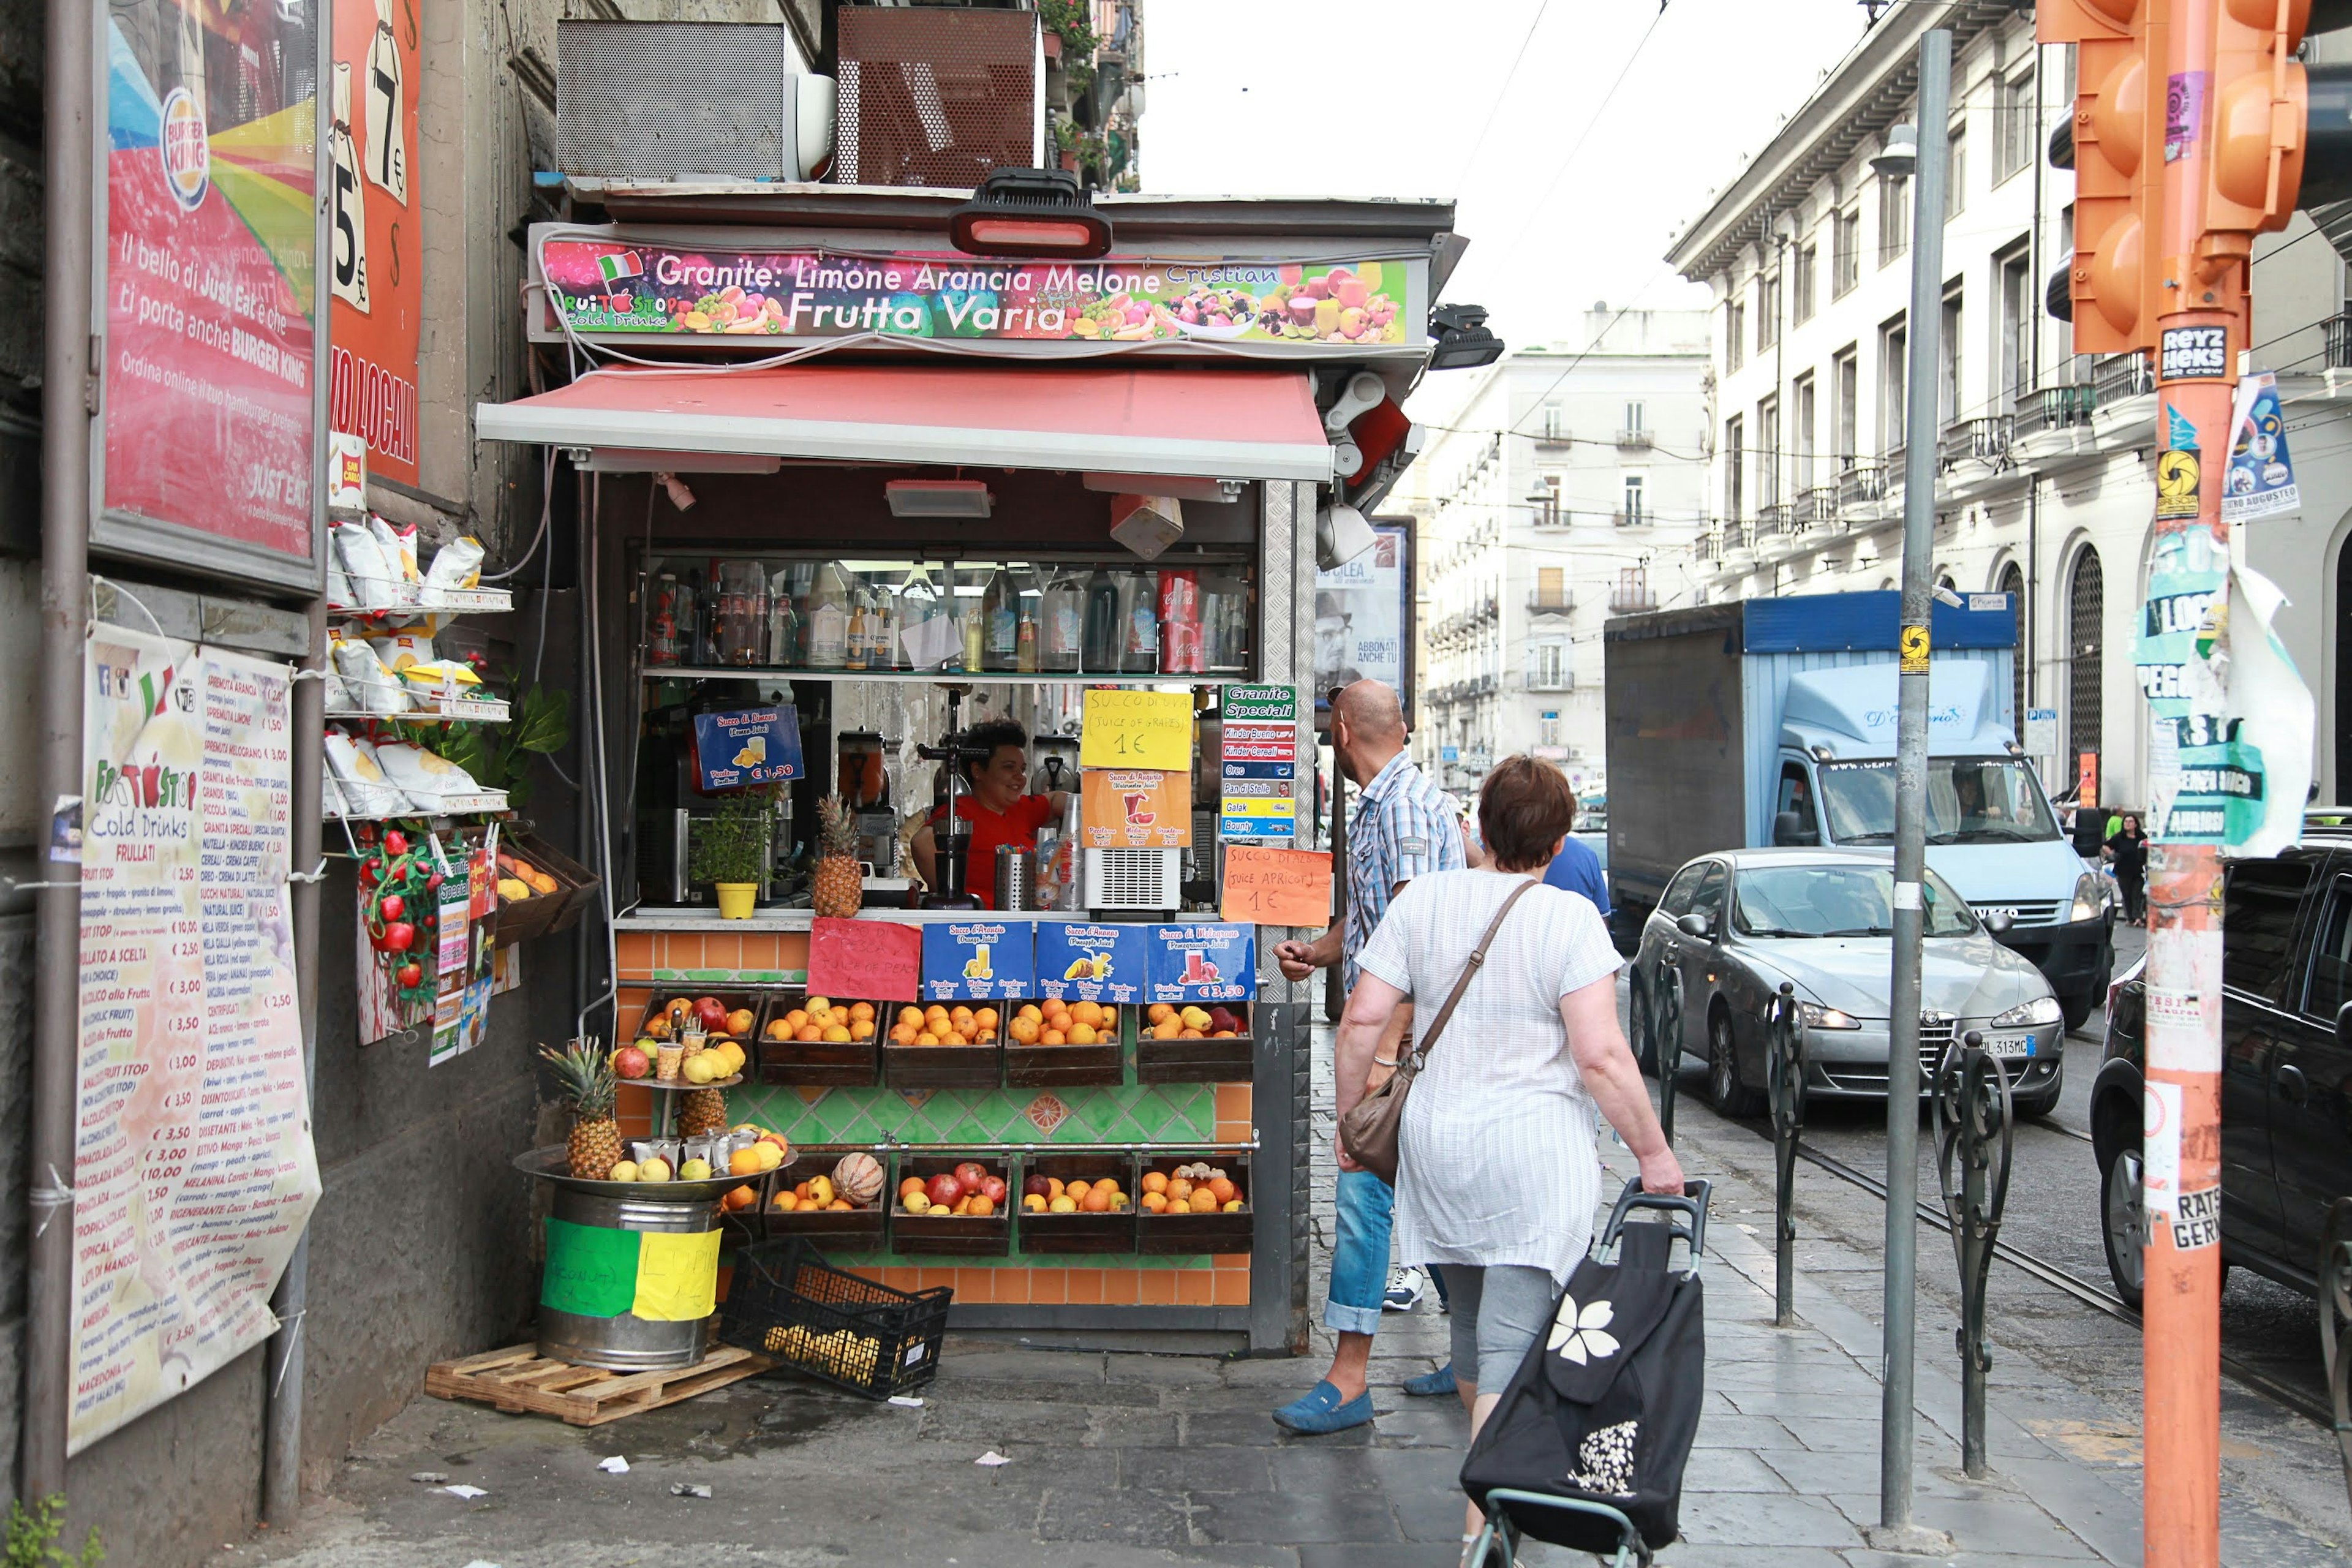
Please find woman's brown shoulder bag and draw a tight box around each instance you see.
[1336,878,1539,1185]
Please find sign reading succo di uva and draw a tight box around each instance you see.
[530,231,1427,349]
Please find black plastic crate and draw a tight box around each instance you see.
[718,1237,952,1400]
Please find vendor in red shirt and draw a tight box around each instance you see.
[911,718,1071,909]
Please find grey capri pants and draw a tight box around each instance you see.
[1432,1262,1558,1389]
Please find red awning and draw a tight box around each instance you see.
[474,363,1338,483]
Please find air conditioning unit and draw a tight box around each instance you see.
[836,6,1042,187]
[1083,848,1181,913]
[556,21,835,181]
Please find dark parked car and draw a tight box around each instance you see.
[1628,848,2067,1118]
[2094,831,2352,1308]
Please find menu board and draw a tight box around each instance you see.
[72,628,320,1454]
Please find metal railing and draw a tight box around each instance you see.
[1615,428,1653,449]
[2328,312,2352,370]
[2014,380,2097,437]
[1526,591,1574,614]
[2093,350,2153,402]
[1608,585,1659,614]
[1521,668,1573,692]
[1615,508,1648,527]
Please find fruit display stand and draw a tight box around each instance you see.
[1136,1002,1256,1085]
[514,1145,738,1371]
[1137,1153,1254,1257]
[755,995,881,1086]
[888,1155,1015,1257]
[1014,1153,1140,1255]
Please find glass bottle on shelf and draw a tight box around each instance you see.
[715,560,769,666]
[872,574,906,670]
[898,564,947,670]
[1040,567,1084,673]
[1116,570,1159,674]
[844,587,870,672]
[693,564,723,666]
[956,564,982,673]
[979,564,1021,672]
[1202,570,1251,673]
[1082,570,1120,674]
[1016,595,1039,673]
[648,573,684,666]
[766,568,801,666]
[805,561,852,668]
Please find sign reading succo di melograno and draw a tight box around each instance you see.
[71,628,321,1454]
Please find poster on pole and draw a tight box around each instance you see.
[2221,372,2298,522]
[95,0,326,589]
[328,0,424,489]
[1313,522,1413,723]
[72,628,320,1453]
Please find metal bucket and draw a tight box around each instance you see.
[996,844,1038,910]
[537,1183,722,1371]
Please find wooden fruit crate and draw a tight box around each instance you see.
[425,1343,769,1427]
[754,994,881,1087]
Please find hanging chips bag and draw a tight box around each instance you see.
[423,535,486,592]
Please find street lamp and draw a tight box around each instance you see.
[1428,303,1505,370]
[1871,123,1919,179]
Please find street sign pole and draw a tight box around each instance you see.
[2144,2,2231,1561]
[1877,26,1951,1551]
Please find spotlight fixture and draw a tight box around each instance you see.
[948,168,1113,259]
[1427,303,1504,371]
[885,478,993,518]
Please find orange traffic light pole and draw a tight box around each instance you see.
[2145,0,2230,1558]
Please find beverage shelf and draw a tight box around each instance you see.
[639,666,1248,687]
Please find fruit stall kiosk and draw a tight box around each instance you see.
[472,184,1462,1357]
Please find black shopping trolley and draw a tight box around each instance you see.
[1459,1177,1712,1567]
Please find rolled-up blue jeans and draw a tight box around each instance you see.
[1323,1167,1395,1335]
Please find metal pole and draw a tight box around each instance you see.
[1935,1031,2014,1480]
[2144,0,2231,1558]
[1766,981,1805,1328]
[263,600,325,1523]
[1879,26,1950,1545]
[21,0,96,1504]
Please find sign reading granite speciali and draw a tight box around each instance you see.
[530,230,1427,350]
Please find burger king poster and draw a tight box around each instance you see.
[97,1,325,584]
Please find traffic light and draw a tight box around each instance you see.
[2204,0,2352,244]
[2040,1,2163,353]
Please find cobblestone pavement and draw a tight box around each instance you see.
[208,1003,2347,1567]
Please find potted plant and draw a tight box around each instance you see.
[690,789,773,919]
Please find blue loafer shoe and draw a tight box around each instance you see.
[1403,1362,1458,1398]
[1271,1379,1376,1434]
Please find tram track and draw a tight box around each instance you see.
[1747,1125,2335,1430]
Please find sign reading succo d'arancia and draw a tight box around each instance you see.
[530,230,1427,350]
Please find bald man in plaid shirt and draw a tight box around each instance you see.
[1269,680,1464,1434]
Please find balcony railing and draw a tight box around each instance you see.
[1615,428,1653,449]
[1695,527,1724,562]
[2014,380,2097,437]
[1615,508,1648,527]
[1795,486,1839,527]
[1837,459,1890,508]
[1535,424,1573,447]
[2328,312,2352,369]
[1754,502,1789,538]
[1608,584,1660,614]
[2093,350,2153,402]
[1526,591,1574,615]
[1939,415,2013,469]
[1523,668,1573,692]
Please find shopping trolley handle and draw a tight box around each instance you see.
[1600,1175,1712,1272]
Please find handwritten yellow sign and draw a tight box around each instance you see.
[1219,845,1335,928]
[630,1229,721,1321]
[1079,689,1192,771]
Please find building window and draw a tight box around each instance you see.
[1540,401,1566,440]
[1621,473,1647,526]
[1996,67,2035,182]
[1623,400,1646,435]
[1536,566,1567,610]
[1725,414,1745,518]
[1727,297,1746,372]
[1757,395,1782,511]
[1880,172,1910,265]
[1793,373,1817,496]
[1793,242,1818,326]
[1531,640,1567,690]
[1833,346,1859,462]
[1879,319,1908,453]
[1540,710,1561,748]
[1946,125,1967,218]
[1757,270,1781,350]
[2068,546,2104,777]
[1940,284,1963,426]
[1999,247,2031,410]
[1833,203,1861,298]
[1538,472,1564,527]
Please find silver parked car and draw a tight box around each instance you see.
[1626,847,2067,1118]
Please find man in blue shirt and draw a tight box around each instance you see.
[1544,829,1611,918]
[1269,680,1463,1434]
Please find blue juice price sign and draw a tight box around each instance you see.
[921,919,1036,1002]
[691,707,805,790]
[1146,923,1256,1005]
[1035,921,1148,1006]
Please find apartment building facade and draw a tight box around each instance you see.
[1407,306,1710,794]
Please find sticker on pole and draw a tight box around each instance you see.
[2170,1185,2221,1251]
[1898,624,1929,676]
[2222,371,2299,521]
[2154,450,2201,520]
[2142,1080,2184,1218]
[2160,323,2226,378]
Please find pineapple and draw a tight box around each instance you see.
[812,795,864,919]
[543,1038,622,1180]
[678,1085,729,1139]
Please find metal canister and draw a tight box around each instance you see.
[996,844,1038,910]
[537,1183,721,1372]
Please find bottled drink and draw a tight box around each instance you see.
[765,570,800,666]
[649,573,683,666]
[899,564,947,669]
[845,589,870,671]
[980,565,1020,671]
[1082,570,1120,673]
[1117,570,1159,674]
[1016,600,1039,673]
[1040,568,1084,672]
[806,562,852,667]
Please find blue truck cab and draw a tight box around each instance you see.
[1603,591,2112,1028]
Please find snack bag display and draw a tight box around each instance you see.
[423,535,486,592]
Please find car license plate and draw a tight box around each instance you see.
[1986,1034,2034,1059]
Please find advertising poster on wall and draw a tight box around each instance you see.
[98,0,323,584]
[72,628,320,1453]
[328,0,423,489]
[1313,522,1412,722]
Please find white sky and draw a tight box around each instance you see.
[1141,0,1882,420]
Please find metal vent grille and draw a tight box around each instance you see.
[1084,848,1180,911]
[557,21,794,179]
[837,7,1038,188]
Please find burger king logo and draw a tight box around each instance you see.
[159,88,209,211]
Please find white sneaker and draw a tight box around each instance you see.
[1382,1266,1425,1312]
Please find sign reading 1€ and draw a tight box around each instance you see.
[1079,689,1191,771]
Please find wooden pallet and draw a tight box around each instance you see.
[426,1343,771,1427]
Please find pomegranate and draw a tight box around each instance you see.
[979,1175,1008,1205]
[613,1045,652,1080]
[693,996,729,1033]
[953,1161,989,1191]
[925,1172,963,1208]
